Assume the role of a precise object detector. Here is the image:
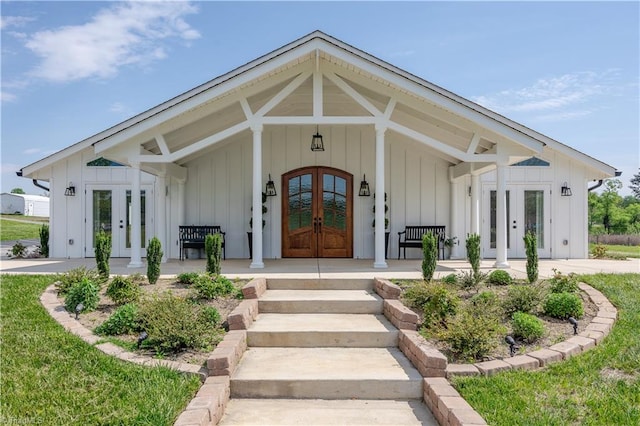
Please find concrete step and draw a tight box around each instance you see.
[247,313,398,347]
[267,278,373,291]
[231,347,423,399]
[258,289,383,314]
[218,398,437,425]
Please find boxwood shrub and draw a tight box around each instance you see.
[544,292,584,319]
[95,303,139,336]
[511,311,545,343]
[64,278,100,313]
[106,276,141,306]
[487,270,512,286]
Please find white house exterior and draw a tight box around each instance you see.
[18,31,617,268]
[1,193,50,217]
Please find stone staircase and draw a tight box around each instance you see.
[218,278,437,425]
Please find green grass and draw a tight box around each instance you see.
[0,218,44,241]
[452,273,640,426]
[590,243,640,259]
[0,275,201,425]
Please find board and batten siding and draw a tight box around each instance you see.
[181,125,451,259]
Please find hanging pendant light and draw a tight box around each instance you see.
[311,125,324,152]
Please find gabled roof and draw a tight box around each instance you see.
[20,30,617,178]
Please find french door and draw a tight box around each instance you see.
[282,167,353,258]
[85,185,152,257]
[484,185,551,258]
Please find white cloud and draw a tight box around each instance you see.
[1,91,17,103]
[22,148,42,155]
[24,1,200,83]
[0,16,36,30]
[473,71,621,121]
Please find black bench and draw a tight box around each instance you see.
[179,226,226,261]
[398,225,446,260]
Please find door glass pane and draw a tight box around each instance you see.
[301,174,312,192]
[126,190,146,249]
[289,176,300,196]
[322,173,347,231]
[323,174,334,192]
[288,175,312,232]
[524,190,544,248]
[93,190,112,246]
[490,190,510,249]
[335,177,346,195]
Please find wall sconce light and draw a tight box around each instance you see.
[310,125,324,152]
[265,174,277,196]
[359,174,371,196]
[561,182,572,197]
[64,182,76,196]
[468,186,472,197]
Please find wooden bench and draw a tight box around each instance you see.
[398,225,446,260]
[179,225,226,261]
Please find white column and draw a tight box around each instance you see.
[128,162,143,268]
[494,161,509,268]
[250,124,264,268]
[449,179,460,259]
[470,173,480,235]
[177,179,185,260]
[157,174,167,263]
[374,124,387,268]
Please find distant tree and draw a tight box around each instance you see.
[601,179,623,233]
[630,169,640,200]
[10,188,25,194]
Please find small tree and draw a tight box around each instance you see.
[205,233,223,275]
[146,237,163,284]
[524,231,538,283]
[10,188,25,194]
[466,234,481,279]
[39,223,49,258]
[422,232,438,281]
[630,169,640,200]
[95,231,112,280]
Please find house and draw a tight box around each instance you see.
[18,31,618,268]
[1,193,50,217]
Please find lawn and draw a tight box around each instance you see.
[451,273,640,426]
[0,275,201,426]
[0,218,45,241]
[590,243,640,259]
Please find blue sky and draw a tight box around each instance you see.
[2,1,638,195]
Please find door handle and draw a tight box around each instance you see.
[318,218,322,234]
[313,217,317,233]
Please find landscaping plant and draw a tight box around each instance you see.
[64,277,100,313]
[465,233,481,279]
[548,269,579,293]
[502,284,544,315]
[95,230,112,280]
[177,271,200,285]
[146,236,163,284]
[524,230,539,283]
[55,266,101,295]
[421,283,460,329]
[543,292,584,319]
[95,303,139,336]
[591,244,608,258]
[511,311,545,343]
[39,223,49,258]
[106,276,141,305]
[487,269,512,286]
[205,233,223,275]
[192,274,236,300]
[421,232,438,281]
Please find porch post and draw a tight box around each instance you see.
[250,124,264,268]
[128,162,143,268]
[494,161,509,268]
[374,124,387,268]
[470,173,480,235]
[157,174,167,263]
[449,178,460,259]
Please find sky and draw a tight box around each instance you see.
[1,1,639,196]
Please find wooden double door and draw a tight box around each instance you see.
[282,167,353,258]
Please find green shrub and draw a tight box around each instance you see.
[502,285,544,315]
[470,291,501,316]
[39,224,49,258]
[205,234,223,275]
[146,237,163,284]
[192,274,236,300]
[441,273,458,285]
[592,244,608,259]
[511,312,545,343]
[201,306,221,327]
[128,272,147,284]
[95,304,139,336]
[64,278,100,313]
[106,276,141,305]
[438,305,506,362]
[177,272,200,285]
[402,281,432,309]
[548,269,579,294]
[524,231,539,283]
[421,233,438,281]
[95,230,112,280]
[55,266,101,295]
[543,292,584,319]
[421,284,460,328]
[137,293,222,352]
[8,241,27,258]
[466,233,481,278]
[487,270,512,286]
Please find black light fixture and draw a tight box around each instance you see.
[561,182,572,197]
[265,174,277,197]
[505,335,518,357]
[310,125,324,152]
[359,174,371,196]
[137,331,149,349]
[568,317,578,335]
[75,303,84,320]
[65,182,76,196]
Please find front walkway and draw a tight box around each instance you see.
[1,256,638,279]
